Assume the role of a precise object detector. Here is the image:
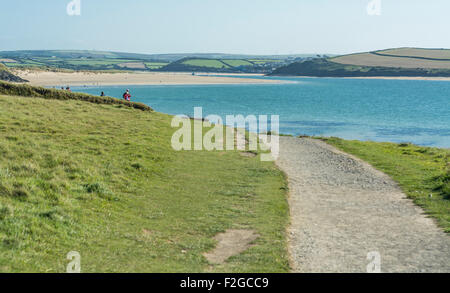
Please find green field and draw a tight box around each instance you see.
[64,59,134,66]
[221,59,253,67]
[0,51,293,73]
[330,48,450,69]
[182,59,230,69]
[181,59,281,69]
[0,88,289,272]
[0,54,167,71]
[321,137,450,233]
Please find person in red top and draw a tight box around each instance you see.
[123,89,131,101]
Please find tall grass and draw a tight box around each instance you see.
[0,81,152,111]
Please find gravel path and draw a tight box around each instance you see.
[276,137,450,273]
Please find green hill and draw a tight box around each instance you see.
[271,48,450,77]
[157,57,287,73]
[0,50,306,73]
[0,82,289,272]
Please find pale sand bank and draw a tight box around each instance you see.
[272,75,450,81]
[15,70,281,86]
[348,76,450,81]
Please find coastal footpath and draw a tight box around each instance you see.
[276,137,450,273]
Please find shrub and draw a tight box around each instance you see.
[83,183,103,194]
[131,163,143,170]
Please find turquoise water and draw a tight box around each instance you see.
[74,77,450,147]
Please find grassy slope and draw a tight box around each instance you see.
[0,95,289,272]
[271,58,450,77]
[321,138,450,233]
[159,58,285,73]
[0,81,151,112]
[331,51,450,69]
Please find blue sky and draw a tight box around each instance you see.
[0,0,449,55]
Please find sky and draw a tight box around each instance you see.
[0,0,449,55]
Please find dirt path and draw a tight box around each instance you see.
[276,137,450,273]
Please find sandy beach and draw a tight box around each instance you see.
[15,70,281,86]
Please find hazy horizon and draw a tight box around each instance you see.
[1,0,450,55]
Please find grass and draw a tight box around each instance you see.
[377,48,450,60]
[0,81,152,112]
[64,59,136,66]
[2,56,164,72]
[182,59,230,69]
[1,51,286,73]
[331,49,450,69]
[321,137,450,233]
[0,94,289,272]
[221,60,253,67]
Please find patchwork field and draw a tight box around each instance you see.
[377,48,450,59]
[0,50,295,74]
[331,48,450,69]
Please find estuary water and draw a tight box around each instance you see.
[74,76,450,147]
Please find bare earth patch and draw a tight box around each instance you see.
[203,230,259,264]
[142,229,153,236]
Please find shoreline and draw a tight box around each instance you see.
[270,75,450,81]
[15,70,282,87]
